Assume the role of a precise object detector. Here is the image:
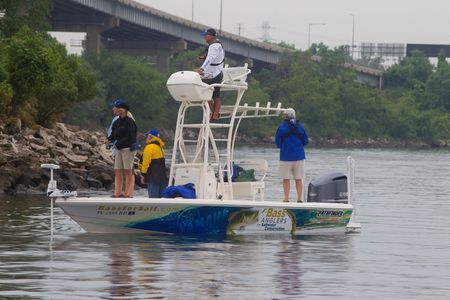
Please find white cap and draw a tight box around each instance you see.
[284,108,295,119]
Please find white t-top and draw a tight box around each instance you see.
[200,42,225,79]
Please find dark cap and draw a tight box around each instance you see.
[114,102,130,110]
[110,99,124,107]
[200,28,217,36]
[144,129,160,137]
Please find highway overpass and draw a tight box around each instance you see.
[50,0,286,71]
[49,0,384,88]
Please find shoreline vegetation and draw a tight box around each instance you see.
[1,1,450,194]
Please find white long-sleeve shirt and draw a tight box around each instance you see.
[200,42,225,79]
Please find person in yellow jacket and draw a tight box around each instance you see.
[140,129,168,197]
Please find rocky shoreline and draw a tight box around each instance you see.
[1,122,449,195]
[0,122,114,195]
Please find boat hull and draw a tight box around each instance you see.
[56,197,353,236]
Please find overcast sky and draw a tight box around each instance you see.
[135,0,450,50]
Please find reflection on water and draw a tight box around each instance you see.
[275,238,303,296]
[109,244,137,298]
[1,147,450,299]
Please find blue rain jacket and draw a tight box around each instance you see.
[275,119,309,161]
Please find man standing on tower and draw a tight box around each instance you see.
[194,28,225,123]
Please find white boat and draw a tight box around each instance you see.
[42,64,361,236]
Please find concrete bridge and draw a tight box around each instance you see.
[50,0,285,71]
[50,0,384,88]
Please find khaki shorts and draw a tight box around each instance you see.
[278,160,305,180]
[114,148,136,170]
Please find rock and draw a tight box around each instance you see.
[63,152,88,164]
[30,142,49,155]
[74,150,92,157]
[90,166,114,189]
[0,176,13,193]
[55,140,71,148]
[97,145,114,164]
[55,122,74,139]
[86,177,103,189]
[85,134,99,147]
[65,124,81,132]
[47,136,58,146]
[72,141,92,152]
[26,135,46,146]
[15,118,22,132]
[0,142,13,151]
[36,126,50,143]
[16,171,43,188]
[429,139,446,148]
[15,184,27,194]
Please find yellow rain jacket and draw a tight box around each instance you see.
[140,137,167,184]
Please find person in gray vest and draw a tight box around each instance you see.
[194,28,225,123]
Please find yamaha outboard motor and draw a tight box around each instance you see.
[307,172,348,203]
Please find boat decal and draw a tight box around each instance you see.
[113,206,353,235]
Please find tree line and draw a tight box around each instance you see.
[1,0,449,143]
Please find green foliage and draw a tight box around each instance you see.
[417,110,450,140]
[0,80,13,119]
[422,61,450,110]
[385,50,433,89]
[6,27,53,105]
[238,78,277,137]
[169,50,200,74]
[0,0,52,37]
[82,51,170,132]
[384,95,420,140]
[3,26,97,127]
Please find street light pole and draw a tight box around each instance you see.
[308,23,326,48]
[219,0,223,33]
[350,13,355,59]
[191,0,194,21]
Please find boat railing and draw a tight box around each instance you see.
[347,156,355,205]
[346,156,362,232]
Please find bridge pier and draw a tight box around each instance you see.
[85,17,120,56]
[106,39,187,72]
[50,12,120,56]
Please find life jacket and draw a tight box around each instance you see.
[201,40,225,66]
[161,183,196,199]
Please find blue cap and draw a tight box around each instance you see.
[200,28,217,36]
[145,129,159,137]
[110,99,125,107]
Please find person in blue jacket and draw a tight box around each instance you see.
[275,108,309,203]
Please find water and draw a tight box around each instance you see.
[1,147,450,299]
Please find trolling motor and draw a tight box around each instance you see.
[41,163,77,242]
[41,163,77,198]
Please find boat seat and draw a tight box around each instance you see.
[231,159,268,201]
[221,63,250,86]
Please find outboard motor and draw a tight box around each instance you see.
[307,172,348,203]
